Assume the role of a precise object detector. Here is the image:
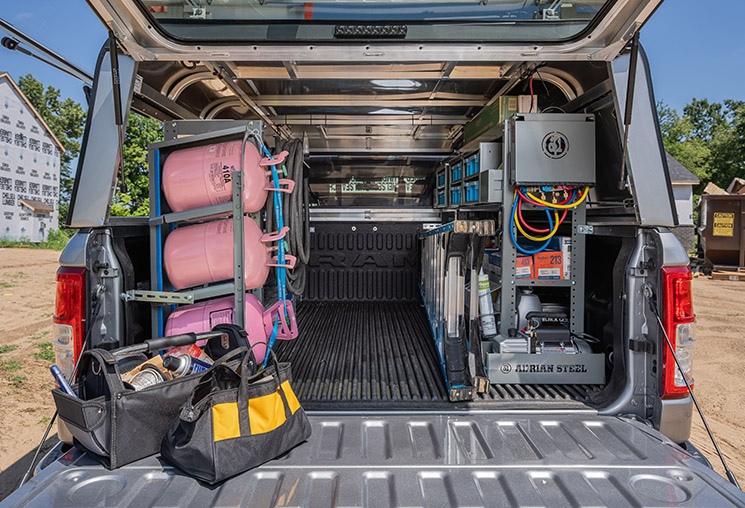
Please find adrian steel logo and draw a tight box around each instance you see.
[499,363,512,374]
[542,131,569,159]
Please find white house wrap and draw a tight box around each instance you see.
[0,72,64,242]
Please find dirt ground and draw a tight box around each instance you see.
[0,248,744,499]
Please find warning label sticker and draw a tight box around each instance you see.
[713,212,735,237]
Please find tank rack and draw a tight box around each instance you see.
[124,122,264,339]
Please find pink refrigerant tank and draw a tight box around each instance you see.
[164,295,298,363]
[163,218,296,290]
[162,140,294,213]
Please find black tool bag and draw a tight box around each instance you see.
[161,348,311,484]
[51,347,253,469]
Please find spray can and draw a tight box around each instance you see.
[162,354,212,377]
[478,269,498,337]
[129,366,168,391]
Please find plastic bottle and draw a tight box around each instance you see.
[478,269,498,337]
[516,289,542,331]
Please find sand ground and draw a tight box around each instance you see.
[0,247,743,499]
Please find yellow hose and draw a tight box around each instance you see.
[525,186,590,209]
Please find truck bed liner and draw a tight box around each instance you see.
[4,413,743,507]
[275,301,603,409]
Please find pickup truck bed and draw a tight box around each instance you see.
[3,412,743,507]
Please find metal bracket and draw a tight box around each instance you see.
[96,266,120,278]
[577,224,594,235]
[122,290,194,304]
[420,220,495,238]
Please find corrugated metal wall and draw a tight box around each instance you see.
[305,222,421,301]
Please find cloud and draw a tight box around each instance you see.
[14,12,34,21]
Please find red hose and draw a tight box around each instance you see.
[517,196,568,233]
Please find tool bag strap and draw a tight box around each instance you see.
[78,348,127,395]
[238,344,294,427]
[180,346,255,419]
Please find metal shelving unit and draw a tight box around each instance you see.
[495,118,587,337]
[127,122,264,339]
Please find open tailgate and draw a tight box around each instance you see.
[4,412,745,507]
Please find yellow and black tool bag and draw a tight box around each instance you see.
[160,346,311,484]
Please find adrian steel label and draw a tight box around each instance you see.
[486,353,605,384]
[713,212,735,237]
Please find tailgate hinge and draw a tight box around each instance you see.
[629,338,655,355]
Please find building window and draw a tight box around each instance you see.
[14,133,27,148]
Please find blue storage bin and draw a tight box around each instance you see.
[451,186,462,204]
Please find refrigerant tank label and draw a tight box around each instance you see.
[713,212,734,237]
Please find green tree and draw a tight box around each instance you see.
[657,99,745,193]
[17,74,86,224]
[656,100,711,189]
[109,113,163,216]
[683,98,728,142]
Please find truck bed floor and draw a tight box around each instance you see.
[275,301,602,409]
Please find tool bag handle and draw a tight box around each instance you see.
[78,349,127,397]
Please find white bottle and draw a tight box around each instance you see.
[478,269,498,337]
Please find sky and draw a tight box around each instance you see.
[1,0,744,114]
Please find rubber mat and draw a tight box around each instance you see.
[275,301,603,409]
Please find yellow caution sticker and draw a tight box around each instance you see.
[713,212,735,237]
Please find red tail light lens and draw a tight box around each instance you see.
[661,266,695,399]
[53,267,87,379]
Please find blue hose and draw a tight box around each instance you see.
[509,193,554,255]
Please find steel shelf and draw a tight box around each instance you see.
[145,122,264,339]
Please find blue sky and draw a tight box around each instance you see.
[1,1,744,113]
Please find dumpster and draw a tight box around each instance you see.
[699,194,745,270]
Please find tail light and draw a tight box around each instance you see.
[52,267,87,380]
[661,266,696,399]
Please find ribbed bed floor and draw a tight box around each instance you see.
[274,301,602,409]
